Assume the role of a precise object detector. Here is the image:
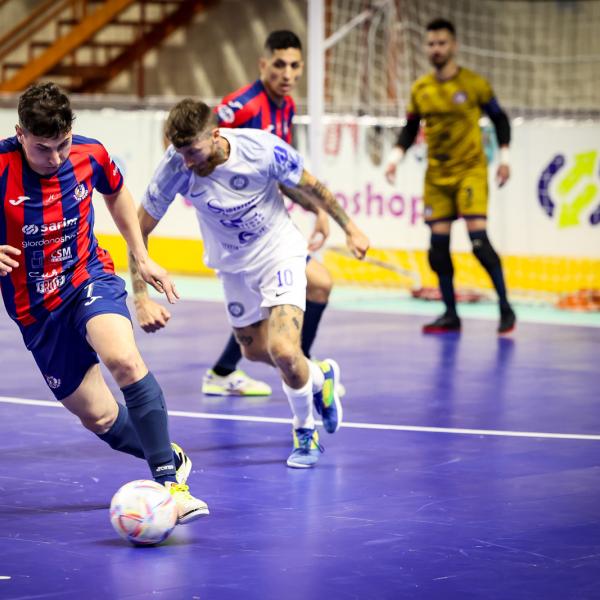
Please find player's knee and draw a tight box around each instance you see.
[268,339,302,374]
[470,231,501,270]
[79,404,118,434]
[306,262,333,303]
[239,344,264,363]
[103,350,146,387]
[428,235,453,276]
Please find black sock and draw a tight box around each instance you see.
[212,333,242,376]
[430,233,457,316]
[301,300,327,358]
[469,230,510,310]
[121,372,177,484]
[439,274,457,317]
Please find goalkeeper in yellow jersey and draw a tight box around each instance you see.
[385,18,516,334]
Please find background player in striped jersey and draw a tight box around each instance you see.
[0,83,207,522]
[385,18,516,335]
[131,99,369,467]
[142,30,332,398]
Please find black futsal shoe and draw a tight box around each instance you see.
[422,313,462,334]
[498,306,516,335]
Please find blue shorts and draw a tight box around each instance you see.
[21,273,131,400]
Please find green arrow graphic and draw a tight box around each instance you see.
[557,151,596,196]
[559,183,598,227]
[557,151,598,228]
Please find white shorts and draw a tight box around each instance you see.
[219,254,308,327]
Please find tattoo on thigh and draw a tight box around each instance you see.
[238,335,253,347]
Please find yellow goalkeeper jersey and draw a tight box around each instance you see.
[407,67,494,176]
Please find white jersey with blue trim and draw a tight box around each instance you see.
[142,128,307,273]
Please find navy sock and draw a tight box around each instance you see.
[301,300,327,358]
[121,372,177,484]
[97,403,181,468]
[97,402,145,459]
[213,333,242,376]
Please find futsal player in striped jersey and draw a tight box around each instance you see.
[205,31,335,396]
[0,83,207,523]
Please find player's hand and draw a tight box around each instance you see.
[134,296,171,333]
[496,164,510,187]
[384,162,397,185]
[0,245,21,276]
[308,209,330,252]
[346,225,370,260]
[137,257,179,304]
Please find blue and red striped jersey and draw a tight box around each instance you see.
[0,134,123,327]
[216,79,296,144]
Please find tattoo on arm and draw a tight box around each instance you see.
[280,184,318,214]
[299,176,350,229]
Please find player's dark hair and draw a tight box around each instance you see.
[265,30,302,53]
[18,82,74,138]
[426,18,456,37]
[165,99,217,148]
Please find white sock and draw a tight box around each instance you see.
[282,375,315,430]
[307,358,324,393]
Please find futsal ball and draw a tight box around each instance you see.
[110,479,178,546]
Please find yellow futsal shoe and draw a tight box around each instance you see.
[164,482,209,524]
[171,442,192,485]
[202,369,272,396]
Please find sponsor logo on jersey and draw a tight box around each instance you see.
[29,268,59,280]
[274,146,288,165]
[8,196,29,206]
[230,174,249,190]
[35,274,66,294]
[50,247,73,263]
[273,145,299,172]
[217,104,235,124]
[43,193,60,206]
[22,231,77,249]
[74,183,89,202]
[227,301,245,317]
[45,375,61,389]
[21,217,78,235]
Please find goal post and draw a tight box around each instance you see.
[303,0,600,308]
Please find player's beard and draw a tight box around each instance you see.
[430,50,454,71]
[191,144,227,177]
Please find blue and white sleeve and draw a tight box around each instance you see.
[266,137,304,187]
[142,147,190,221]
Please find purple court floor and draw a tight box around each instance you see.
[1,298,599,599]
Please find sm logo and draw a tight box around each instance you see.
[537,151,600,228]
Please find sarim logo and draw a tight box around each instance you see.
[21,217,78,235]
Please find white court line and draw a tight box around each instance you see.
[1,395,599,441]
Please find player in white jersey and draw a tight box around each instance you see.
[131,99,369,468]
